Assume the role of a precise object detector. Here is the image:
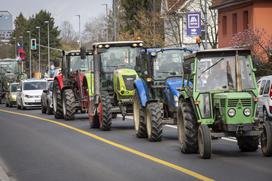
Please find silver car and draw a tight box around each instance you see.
[41,81,53,114]
[257,75,272,121]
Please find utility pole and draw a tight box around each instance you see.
[113,0,117,41]
[204,0,208,49]
[76,15,81,48]
[36,26,41,72]
[44,20,50,70]
[26,31,32,79]
[102,3,109,41]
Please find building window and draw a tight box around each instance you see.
[222,16,227,35]
[232,13,237,34]
[243,11,249,30]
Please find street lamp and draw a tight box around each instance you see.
[75,15,81,48]
[44,20,50,70]
[26,30,32,79]
[102,4,109,41]
[36,26,41,73]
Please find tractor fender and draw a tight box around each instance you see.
[134,78,149,107]
[55,74,64,90]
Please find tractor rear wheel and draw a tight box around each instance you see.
[62,89,76,120]
[261,121,272,156]
[146,102,162,142]
[177,101,198,153]
[198,125,211,159]
[100,94,112,131]
[53,80,63,119]
[133,92,147,138]
[237,136,259,152]
[90,110,100,129]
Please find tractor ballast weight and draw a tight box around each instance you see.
[177,48,272,159]
[88,41,143,131]
[133,48,192,141]
[52,48,93,120]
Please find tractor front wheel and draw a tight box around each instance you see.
[237,136,259,152]
[100,94,112,131]
[146,102,162,142]
[133,92,147,138]
[90,109,100,129]
[177,101,198,153]
[62,89,76,121]
[198,125,211,159]
[261,121,272,156]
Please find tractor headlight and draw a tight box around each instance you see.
[243,108,251,117]
[228,108,236,117]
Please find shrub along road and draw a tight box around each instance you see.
[0,105,271,181]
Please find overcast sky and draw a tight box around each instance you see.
[2,0,112,30]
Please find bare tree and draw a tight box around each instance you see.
[60,21,78,50]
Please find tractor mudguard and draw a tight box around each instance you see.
[134,78,149,107]
[55,74,64,90]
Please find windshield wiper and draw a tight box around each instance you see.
[200,57,224,75]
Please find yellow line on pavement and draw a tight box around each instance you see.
[0,109,214,181]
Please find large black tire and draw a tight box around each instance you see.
[90,111,100,129]
[133,92,147,138]
[62,89,76,121]
[177,101,198,153]
[237,136,259,152]
[146,102,163,142]
[53,80,63,119]
[100,94,112,131]
[261,121,272,156]
[198,125,211,159]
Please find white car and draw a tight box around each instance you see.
[16,79,47,109]
[257,75,272,121]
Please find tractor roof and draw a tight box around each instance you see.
[144,47,193,54]
[184,47,251,60]
[92,41,143,48]
[65,50,92,56]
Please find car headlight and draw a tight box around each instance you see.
[243,108,251,117]
[228,108,236,117]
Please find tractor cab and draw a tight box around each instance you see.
[89,41,143,130]
[178,48,272,158]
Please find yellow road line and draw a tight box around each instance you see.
[0,109,214,181]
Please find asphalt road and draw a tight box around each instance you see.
[0,105,271,181]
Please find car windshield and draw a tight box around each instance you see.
[23,81,47,90]
[196,54,255,92]
[10,84,18,92]
[101,46,140,72]
[0,61,18,74]
[69,55,92,72]
[153,50,190,80]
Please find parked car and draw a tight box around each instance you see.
[257,75,272,121]
[16,79,47,110]
[5,82,19,107]
[41,80,53,114]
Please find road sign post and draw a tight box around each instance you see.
[186,12,201,37]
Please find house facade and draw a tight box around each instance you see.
[211,0,272,48]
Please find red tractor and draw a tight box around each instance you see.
[53,48,93,120]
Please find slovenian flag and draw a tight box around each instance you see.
[17,43,26,60]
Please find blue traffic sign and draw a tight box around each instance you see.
[186,12,201,36]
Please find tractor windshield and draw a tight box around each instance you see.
[69,55,93,72]
[196,54,255,92]
[0,61,18,74]
[153,50,189,80]
[101,46,140,72]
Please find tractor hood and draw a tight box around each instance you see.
[213,92,253,99]
[114,68,137,76]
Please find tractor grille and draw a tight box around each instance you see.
[227,99,252,107]
[220,99,226,107]
[122,75,136,91]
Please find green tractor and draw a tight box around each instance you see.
[88,41,143,131]
[178,48,272,159]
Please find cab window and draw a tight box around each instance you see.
[263,80,271,95]
[259,80,266,95]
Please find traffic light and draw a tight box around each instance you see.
[31,38,37,50]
